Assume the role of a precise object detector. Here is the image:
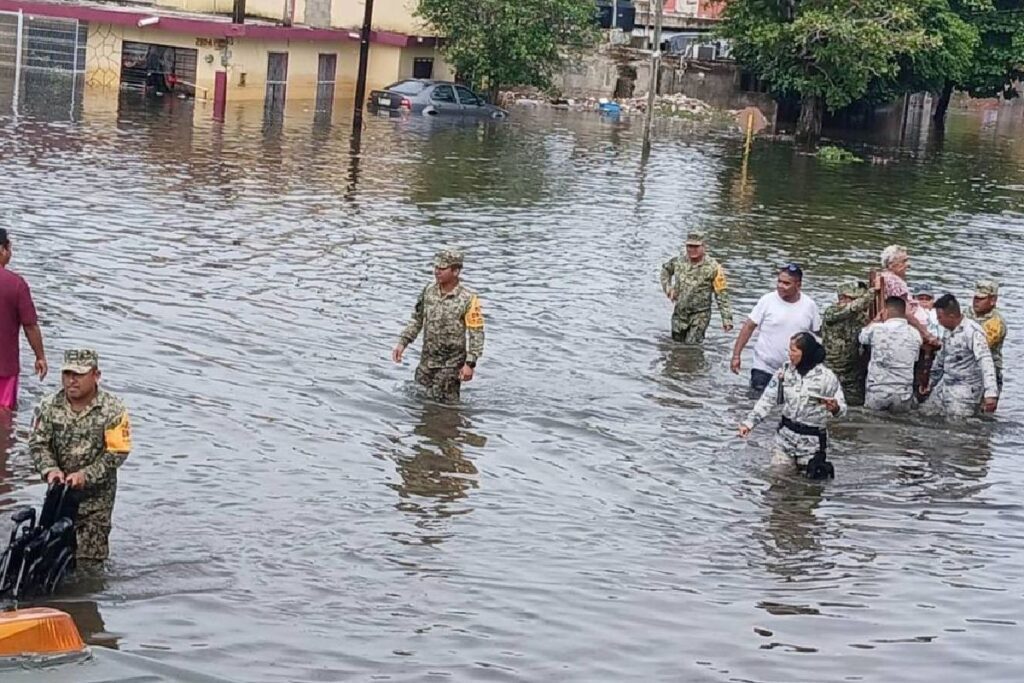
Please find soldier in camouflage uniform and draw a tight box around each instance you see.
[923,294,999,419]
[30,349,132,564]
[967,280,1006,391]
[858,296,922,412]
[821,281,873,406]
[393,249,485,403]
[738,332,846,472]
[659,231,733,344]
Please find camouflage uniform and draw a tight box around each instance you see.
[821,282,872,406]
[923,318,999,419]
[398,250,485,403]
[858,318,922,412]
[29,350,131,562]
[742,363,847,467]
[966,280,1006,391]
[659,232,733,344]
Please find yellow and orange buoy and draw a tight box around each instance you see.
[0,608,87,658]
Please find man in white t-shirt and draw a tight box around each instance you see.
[730,263,822,392]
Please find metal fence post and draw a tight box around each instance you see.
[12,9,23,112]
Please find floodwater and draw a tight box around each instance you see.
[1,90,1024,682]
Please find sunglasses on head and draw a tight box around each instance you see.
[781,263,802,273]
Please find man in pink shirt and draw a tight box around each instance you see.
[0,229,47,410]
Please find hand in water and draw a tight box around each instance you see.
[738,424,751,438]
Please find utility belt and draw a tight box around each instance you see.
[778,417,834,480]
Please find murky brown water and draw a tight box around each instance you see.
[1,92,1024,682]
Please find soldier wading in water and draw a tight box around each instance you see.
[738,332,845,479]
[30,349,132,566]
[660,231,733,344]
[393,249,485,403]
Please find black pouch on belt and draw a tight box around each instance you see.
[778,416,835,480]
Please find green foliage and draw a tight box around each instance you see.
[959,2,1024,98]
[718,0,979,111]
[816,145,863,163]
[416,0,600,96]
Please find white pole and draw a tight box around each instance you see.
[70,20,79,117]
[12,9,23,113]
[642,0,663,154]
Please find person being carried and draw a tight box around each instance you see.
[921,294,999,419]
[738,332,846,477]
[822,280,873,406]
[858,296,923,413]
[393,249,485,403]
[914,286,943,340]
[731,264,821,393]
[966,280,1006,391]
[30,350,132,566]
[659,231,733,344]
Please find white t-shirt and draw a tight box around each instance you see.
[748,292,821,373]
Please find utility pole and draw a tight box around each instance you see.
[352,0,375,130]
[641,0,663,155]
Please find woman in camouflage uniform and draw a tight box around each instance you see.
[738,332,846,474]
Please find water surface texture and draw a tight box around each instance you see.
[1,95,1023,682]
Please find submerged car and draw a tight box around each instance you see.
[368,80,508,119]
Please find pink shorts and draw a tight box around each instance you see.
[0,376,18,410]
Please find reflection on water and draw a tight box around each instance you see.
[0,91,1022,682]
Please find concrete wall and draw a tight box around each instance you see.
[552,47,776,122]
[398,44,453,81]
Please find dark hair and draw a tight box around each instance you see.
[779,262,803,282]
[0,229,8,249]
[884,296,906,315]
[791,331,825,376]
[934,293,960,316]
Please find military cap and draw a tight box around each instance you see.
[62,349,99,374]
[433,249,464,268]
[974,280,999,298]
[836,281,862,298]
[685,231,705,247]
[915,285,935,299]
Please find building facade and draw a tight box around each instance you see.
[0,0,453,114]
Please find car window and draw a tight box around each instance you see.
[431,85,456,103]
[455,87,482,106]
[386,80,426,95]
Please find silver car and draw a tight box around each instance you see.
[368,80,508,119]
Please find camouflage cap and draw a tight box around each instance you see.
[62,349,98,374]
[915,285,935,299]
[836,281,862,298]
[433,249,464,269]
[685,231,705,247]
[974,280,999,298]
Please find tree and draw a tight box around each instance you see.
[416,0,600,103]
[933,1,1024,123]
[718,0,954,143]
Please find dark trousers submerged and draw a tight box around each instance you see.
[415,365,462,403]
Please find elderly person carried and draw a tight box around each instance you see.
[877,245,940,347]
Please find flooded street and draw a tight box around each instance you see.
[1,94,1024,682]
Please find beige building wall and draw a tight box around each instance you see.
[84,23,429,104]
[152,0,436,33]
[397,44,453,81]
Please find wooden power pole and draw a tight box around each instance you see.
[352,0,375,130]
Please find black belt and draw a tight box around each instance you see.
[778,416,827,455]
[778,416,834,479]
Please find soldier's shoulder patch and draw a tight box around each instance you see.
[713,265,728,293]
[464,295,484,330]
[104,410,132,454]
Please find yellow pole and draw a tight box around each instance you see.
[744,111,754,155]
